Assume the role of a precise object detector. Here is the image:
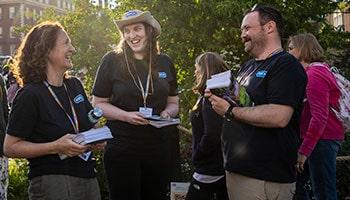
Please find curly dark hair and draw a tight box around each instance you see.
[11,21,65,86]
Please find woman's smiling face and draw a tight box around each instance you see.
[123,23,148,57]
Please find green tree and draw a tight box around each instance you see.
[34,0,119,93]
[116,0,350,127]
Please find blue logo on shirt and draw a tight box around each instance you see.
[74,94,84,104]
[256,70,267,78]
[159,72,167,79]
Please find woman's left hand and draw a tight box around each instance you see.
[296,152,308,173]
[160,110,171,119]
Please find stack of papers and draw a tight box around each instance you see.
[73,126,113,145]
[148,116,180,128]
[205,70,252,107]
[206,70,231,89]
[59,126,113,161]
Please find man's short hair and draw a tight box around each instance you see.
[246,4,285,37]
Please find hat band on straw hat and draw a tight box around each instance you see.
[115,10,161,36]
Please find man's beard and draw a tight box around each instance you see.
[246,31,267,58]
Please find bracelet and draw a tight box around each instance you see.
[224,105,235,121]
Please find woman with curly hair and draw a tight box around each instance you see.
[3,21,102,200]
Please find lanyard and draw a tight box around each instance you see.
[134,65,152,107]
[43,81,79,133]
[124,53,153,107]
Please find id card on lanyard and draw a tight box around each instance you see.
[139,107,153,118]
[44,81,92,161]
[125,54,154,118]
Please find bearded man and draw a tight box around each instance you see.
[206,5,307,200]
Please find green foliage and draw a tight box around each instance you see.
[8,0,350,199]
[62,0,119,93]
[16,0,119,94]
[8,159,28,200]
[116,0,350,128]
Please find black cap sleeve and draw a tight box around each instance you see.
[92,52,118,98]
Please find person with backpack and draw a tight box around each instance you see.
[288,33,344,200]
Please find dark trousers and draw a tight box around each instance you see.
[104,139,171,200]
[294,162,312,200]
[294,139,341,200]
[185,176,229,200]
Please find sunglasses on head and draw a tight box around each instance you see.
[250,4,278,25]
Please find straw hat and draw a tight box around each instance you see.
[115,10,161,37]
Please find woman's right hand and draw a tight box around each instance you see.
[54,134,88,157]
[124,112,149,125]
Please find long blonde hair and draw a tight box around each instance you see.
[192,52,230,95]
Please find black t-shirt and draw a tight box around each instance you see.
[92,51,178,139]
[7,77,96,179]
[222,51,307,183]
[190,97,225,176]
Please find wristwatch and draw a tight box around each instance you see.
[224,104,235,121]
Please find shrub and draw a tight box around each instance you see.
[8,159,28,200]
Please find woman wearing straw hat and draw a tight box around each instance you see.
[92,10,179,200]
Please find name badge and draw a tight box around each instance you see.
[139,107,153,118]
[79,151,91,161]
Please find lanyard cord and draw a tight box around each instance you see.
[43,81,79,134]
[124,44,154,107]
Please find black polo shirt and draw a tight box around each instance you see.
[222,51,307,183]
